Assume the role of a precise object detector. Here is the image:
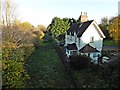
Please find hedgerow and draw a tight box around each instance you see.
[2,45,34,88]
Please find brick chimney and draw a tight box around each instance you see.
[79,12,88,22]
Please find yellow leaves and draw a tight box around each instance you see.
[2,42,17,49]
[37,25,47,32]
[19,22,33,31]
[39,31,44,39]
[108,16,120,41]
[2,61,7,70]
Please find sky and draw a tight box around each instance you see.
[14,0,119,27]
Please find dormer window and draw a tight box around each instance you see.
[71,32,74,36]
[74,32,76,36]
[90,37,94,43]
[79,23,83,28]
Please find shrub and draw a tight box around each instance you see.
[69,55,91,69]
[98,59,120,88]
[2,45,33,88]
[2,59,29,88]
[22,44,35,60]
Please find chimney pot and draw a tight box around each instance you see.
[81,12,82,15]
[79,12,88,22]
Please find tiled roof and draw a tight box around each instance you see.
[66,43,78,50]
[67,20,93,37]
[79,44,100,53]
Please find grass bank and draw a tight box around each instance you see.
[25,41,73,88]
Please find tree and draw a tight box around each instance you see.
[107,16,120,41]
[99,17,110,39]
[47,17,70,38]
[100,17,109,26]
[37,24,47,32]
[1,0,34,88]
[1,0,18,43]
[63,17,77,25]
[1,0,17,26]
[20,22,33,31]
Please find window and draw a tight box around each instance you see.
[70,35,72,41]
[90,37,94,43]
[93,53,97,57]
[78,38,80,47]
[73,51,78,55]
[79,23,83,28]
[75,37,77,42]
[66,49,69,54]
[70,51,73,55]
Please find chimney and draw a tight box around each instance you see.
[79,12,88,22]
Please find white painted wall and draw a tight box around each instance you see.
[65,33,76,46]
[66,22,104,52]
[65,21,105,62]
[66,49,79,57]
[80,22,103,51]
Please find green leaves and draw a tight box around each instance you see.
[2,45,34,88]
[48,17,70,38]
[2,59,29,88]
[25,41,74,88]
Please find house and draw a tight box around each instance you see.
[65,12,105,64]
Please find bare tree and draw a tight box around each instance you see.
[1,0,17,26]
[1,0,24,47]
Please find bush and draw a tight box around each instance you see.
[2,45,33,88]
[23,44,35,60]
[2,59,29,88]
[69,55,91,69]
[2,22,35,88]
[98,59,120,88]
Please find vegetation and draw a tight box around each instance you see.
[99,16,120,42]
[25,40,74,88]
[71,59,120,88]
[107,16,120,41]
[37,24,47,32]
[1,0,45,88]
[23,36,120,88]
[99,17,110,40]
[47,17,70,40]
[70,55,91,69]
[103,40,119,46]
[1,0,119,88]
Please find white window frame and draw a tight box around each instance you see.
[90,37,94,43]
[69,51,73,55]
[78,38,80,47]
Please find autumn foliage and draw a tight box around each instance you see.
[107,16,120,41]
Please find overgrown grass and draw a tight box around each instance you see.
[71,62,120,88]
[25,41,74,88]
[71,68,107,88]
[103,40,119,46]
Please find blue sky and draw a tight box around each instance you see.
[15,0,119,27]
